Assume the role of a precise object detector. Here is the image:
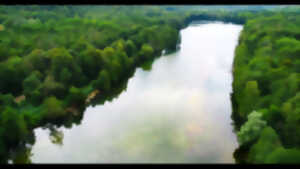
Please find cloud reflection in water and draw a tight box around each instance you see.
[32,22,243,163]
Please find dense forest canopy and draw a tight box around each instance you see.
[0,5,186,163]
[0,5,299,164]
[231,10,300,163]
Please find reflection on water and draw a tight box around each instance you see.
[32,22,243,163]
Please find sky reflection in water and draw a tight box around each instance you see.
[32,22,243,163]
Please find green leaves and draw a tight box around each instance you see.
[248,127,281,163]
[238,81,261,117]
[42,96,66,120]
[23,72,42,96]
[23,49,48,74]
[237,111,267,145]
[232,13,300,163]
[140,44,154,61]
[0,107,29,145]
[92,70,111,92]
[265,148,300,164]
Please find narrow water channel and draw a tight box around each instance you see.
[31,22,243,163]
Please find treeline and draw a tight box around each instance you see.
[232,11,300,163]
[0,5,184,163]
[1,5,262,163]
[0,5,297,164]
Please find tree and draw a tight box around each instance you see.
[125,40,137,57]
[66,86,85,105]
[79,46,102,79]
[139,44,154,61]
[0,94,16,107]
[59,68,72,85]
[0,56,25,95]
[109,59,122,84]
[42,96,66,120]
[248,127,281,163]
[0,107,28,146]
[265,147,300,164]
[11,146,32,164]
[22,49,49,74]
[239,81,261,117]
[40,75,65,99]
[48,47,76,81]
[49,128,64,146]
[92,70,111,92]
[275,37,300,58]
[237,111,267,145]
[23,72,42,97]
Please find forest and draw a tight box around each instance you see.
[0,6,185,163]
[0,5,300,164]
[232,9,300,163]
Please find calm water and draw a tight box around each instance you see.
[31,22,243,163]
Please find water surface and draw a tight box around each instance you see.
[32,22,243,163]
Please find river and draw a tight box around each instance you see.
[31,22,243,163]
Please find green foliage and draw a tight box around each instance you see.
[0,94,16,107]
[0,7,189,163]
[42,96,66,120]
[66,86,85,105]
[0,56,25,95]
[59,68,72,85]
[0,107,28,146]
[40,75,65,99]
[23,72,42,97]
[238,81,261,117]
[139,44,154,61]
[125,40,137,57]
[48,48,76,80]
[232,12,300,163]
[49,129,64,146]
[248,127,281,163]
[92,70,111,92]
[0,5,295,164]
[237,111,267,145]
[265,147,300,164]
[22,49,49,74]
